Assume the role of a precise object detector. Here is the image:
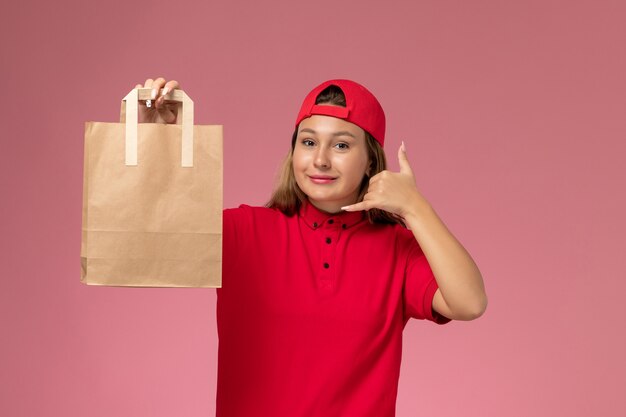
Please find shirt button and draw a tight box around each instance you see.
[323,262,330,269]
[325,237,331,244]
[342,224,347,229]
[328,219,334,224]
[313,222,318,228]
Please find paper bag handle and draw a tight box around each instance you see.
[121,88,194,168]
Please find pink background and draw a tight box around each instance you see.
[2,0,625,416]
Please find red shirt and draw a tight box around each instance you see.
[216,201,450,417]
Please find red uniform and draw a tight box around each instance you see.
[216,201,450,417]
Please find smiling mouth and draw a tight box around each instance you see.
[308,175,337,184]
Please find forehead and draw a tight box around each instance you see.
[297,115,365,138]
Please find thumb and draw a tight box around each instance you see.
[398,141,413,175]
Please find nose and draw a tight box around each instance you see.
[313,146,331,170]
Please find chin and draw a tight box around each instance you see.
[308,201,344,213]
[307,193,354,209]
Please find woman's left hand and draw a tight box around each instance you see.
[341,142,430,219]
[345,143,488,320]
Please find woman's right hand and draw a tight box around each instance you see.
[133,77,181,124]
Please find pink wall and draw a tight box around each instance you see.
[2,0,625,416]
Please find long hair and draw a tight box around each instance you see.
[266,85,403,225]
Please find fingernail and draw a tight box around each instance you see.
[162,87,169,96]
[401,141,406,152]
[151,89,157,99]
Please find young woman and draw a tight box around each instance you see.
[134,77,488,417]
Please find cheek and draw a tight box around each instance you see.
[292,154,308,189]
[292,150,309,172]
[340,154,369,178]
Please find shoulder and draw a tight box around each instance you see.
[225,204,285,218]
[224,204,289,227]
[364,220,417,241]
[223,205,289,250]
[370,221,424,257]
[352,221,424,260]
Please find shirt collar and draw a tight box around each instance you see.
[299,199,365,230]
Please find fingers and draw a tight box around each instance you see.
[132,77,182,123]
[367,169,391,186]
[149,77,166,99]
[163,79,180,94]
[149,77,169,109]
[134,78,158,107]
[157,79,180,109]
[397,141,413,175]
[341,201,369,212]
[132,77,182,110]
[344,144,417,215]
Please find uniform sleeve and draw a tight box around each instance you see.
[401,229,452,325]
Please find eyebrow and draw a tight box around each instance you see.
[298,128,357,138]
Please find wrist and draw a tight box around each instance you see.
[402,197,434,226]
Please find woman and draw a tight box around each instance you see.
[134,77,488,417]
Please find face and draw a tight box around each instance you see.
[293,114,371,213]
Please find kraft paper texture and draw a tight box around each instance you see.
[81,89,223,287]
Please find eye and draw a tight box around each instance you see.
[301,139,315,147]
[335,142,349,150]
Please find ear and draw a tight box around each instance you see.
[365,160,373,178]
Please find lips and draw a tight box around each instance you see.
[308,175,337,184]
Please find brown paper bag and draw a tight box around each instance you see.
[80,88,222,287]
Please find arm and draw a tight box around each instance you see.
[343,142,488,321]
[403,201,487,321]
